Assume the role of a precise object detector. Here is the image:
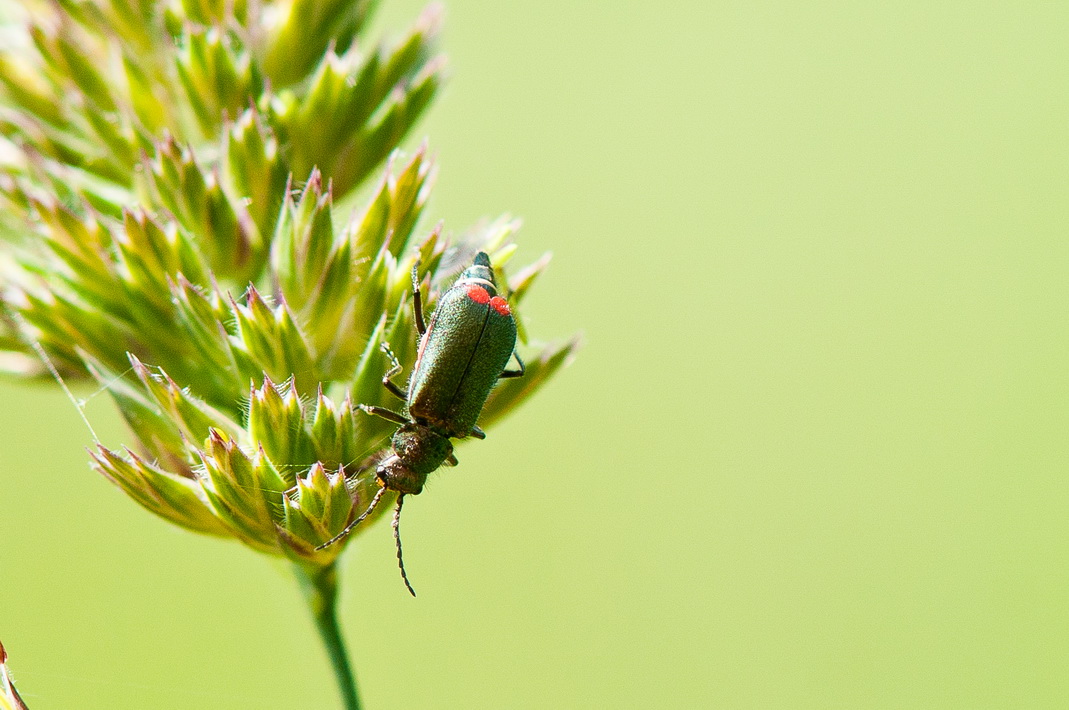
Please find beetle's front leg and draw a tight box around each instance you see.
[358,404,409,427]
[379,342,408,401]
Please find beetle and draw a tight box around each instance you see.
[317,251,524,595]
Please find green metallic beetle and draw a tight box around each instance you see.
[318,251,524,595]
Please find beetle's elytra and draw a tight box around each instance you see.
[317,251,524,595]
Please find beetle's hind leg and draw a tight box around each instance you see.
[379,342,408,401]
[358,404,409,427]
[411,261,427,337]
[499,350,526,379]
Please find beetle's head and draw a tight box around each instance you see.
[377,422,453,495]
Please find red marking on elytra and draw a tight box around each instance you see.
[490,296,511,316]
[465,284,491,304]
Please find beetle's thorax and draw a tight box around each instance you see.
[376,421,453,495]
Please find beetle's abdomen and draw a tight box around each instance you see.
[408,282,517,437]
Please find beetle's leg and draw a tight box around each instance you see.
[358,404,409,427]
[379,342,408,401]
[444,453,459,466]
[470,425,486,440]
[499,350,526,379]
[411,261,427,337]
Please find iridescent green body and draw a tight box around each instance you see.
[408,254,518,438]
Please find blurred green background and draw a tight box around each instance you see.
[3,1,1069,707]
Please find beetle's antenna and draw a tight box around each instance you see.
[393,494,416,597]
[316,485,388,550]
